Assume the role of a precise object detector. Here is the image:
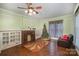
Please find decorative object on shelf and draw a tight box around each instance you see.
[27,26,32,30]
[41,24,49,40]
[17,3,42,16]
[32,28,36,30]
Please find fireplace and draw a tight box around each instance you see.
[22,30,35,44]
[27,35,31,41]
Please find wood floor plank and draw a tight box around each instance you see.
[0,40,78,56]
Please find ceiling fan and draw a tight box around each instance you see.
[17,3,42,15]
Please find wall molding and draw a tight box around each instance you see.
[74,4,79,15]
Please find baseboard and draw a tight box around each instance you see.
[0,50,1,54]
[76,48,79,55]
[50,37,58,40]
[75,45,79,55]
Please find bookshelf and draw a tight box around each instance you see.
[0,30,21,50]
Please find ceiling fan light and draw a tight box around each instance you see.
[25,10,28,13]
[28,12,32,16]
[29,9,33,13]
[33,11,36,15]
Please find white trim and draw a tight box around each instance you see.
[0,30,21,50]
[0,8,28,18]
[0,8,22,16]
[76,48,79,55]
[74,43,79,55]
[0,50,1,54]
[50,37,58,40]
[73,3,79,15]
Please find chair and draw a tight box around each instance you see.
[57,34,74,48]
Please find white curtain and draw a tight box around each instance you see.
[49,23,56,38]
[49,21,63,38]
[57,23,63,37]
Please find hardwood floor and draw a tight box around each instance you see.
[0,40,78,56]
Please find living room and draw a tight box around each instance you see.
[0,3,78,56]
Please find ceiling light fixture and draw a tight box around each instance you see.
[18,3,42,16]
[25,9,37,16]
[29,9,33,13]
[25,10,28,13]
[28,12,32,16]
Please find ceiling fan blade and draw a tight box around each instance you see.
[17,7,26,9]
[33,9,38,14]
[36,11,39,14]
[35,6,42,9]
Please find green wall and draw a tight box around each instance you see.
[29,15,74,38]
[48,15,74,35]
[0,8,23,30]
[0,8,74,38]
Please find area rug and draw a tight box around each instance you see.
[24,39,49,52]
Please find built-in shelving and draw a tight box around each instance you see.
[0,30,21,50]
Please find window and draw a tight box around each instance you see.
[49,20,63,38]
[75,13,79,48]
[75,5,79,48]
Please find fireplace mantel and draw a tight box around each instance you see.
[22,30,35,44]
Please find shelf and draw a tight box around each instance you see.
[0,30,21,50]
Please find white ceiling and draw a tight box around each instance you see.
[0,3,76,19]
